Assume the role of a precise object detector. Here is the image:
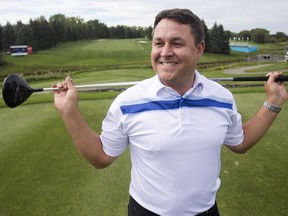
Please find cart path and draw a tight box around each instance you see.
[224,64,270,75]
[224,64,288,75]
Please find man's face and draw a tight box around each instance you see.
[151,18,204,93]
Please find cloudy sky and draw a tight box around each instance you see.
[0,0,287,34]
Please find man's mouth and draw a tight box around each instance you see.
[160,62,177,66]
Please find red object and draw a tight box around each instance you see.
[27,46,33,54]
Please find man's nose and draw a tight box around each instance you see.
[161,44,173,56]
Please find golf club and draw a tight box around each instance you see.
[2,73,288,108]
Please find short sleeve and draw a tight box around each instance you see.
[100,99,129,157]
[224,101,244,146]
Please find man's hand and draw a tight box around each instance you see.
[265,72,287,107]
[53,76,79,116]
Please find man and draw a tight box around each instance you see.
[53,8,287,216]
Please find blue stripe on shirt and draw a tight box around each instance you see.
[120,98,233,115]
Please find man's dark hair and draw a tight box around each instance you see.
[153,8,204,45]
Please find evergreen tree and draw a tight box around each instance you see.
[0,24,2,51]
[0,25,4,65]
[14,21,33,45]
[30,16,54,51]
[209,23,222,53]
[49,14,67,44]
[209,23,230,54]
[66,17,84,41]
[86,19,109,39]
[218,25,230,55]
[201,20,210,53]
[146,26,153,40]
[2,22,16,51]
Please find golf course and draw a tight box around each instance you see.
[0,39,288,215]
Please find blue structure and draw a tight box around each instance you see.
[230,45,258,53]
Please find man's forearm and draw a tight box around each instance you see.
[243,105,278,148]
[61,109,116,168]
[228,105,279,154]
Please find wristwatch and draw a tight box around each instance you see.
[263,101,282,113]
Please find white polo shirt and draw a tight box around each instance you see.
[100,70,244,215]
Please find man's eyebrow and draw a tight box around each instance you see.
[153,37,183,41]
[171,37,183,41]
[153,37,162,41]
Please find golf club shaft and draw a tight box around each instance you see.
[211,76,288,82]
[42,81,141,91]
[40,76,288,91]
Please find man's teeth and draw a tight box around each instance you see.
[161,62,176,66]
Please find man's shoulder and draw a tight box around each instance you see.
[199,74,234,99]
[115,76,156,101]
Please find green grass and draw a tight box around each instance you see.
[1,39,288,215]
[4,39,152,66]
[0,100,131,215]
[219,93,288,215]
[1,93,288,215]
[0,39,152,77]
[3,39,285,79]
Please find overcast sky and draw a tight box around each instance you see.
[0,0,287,34]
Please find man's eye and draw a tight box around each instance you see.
[154,42,163,46]
[174,42,183,46]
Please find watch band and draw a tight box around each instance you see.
[263,100,282,113]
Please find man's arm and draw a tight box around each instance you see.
[227,72,287,154]
[53,77,116,168]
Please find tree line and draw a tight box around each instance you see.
[0,14,151,52]
[0,13,287,56]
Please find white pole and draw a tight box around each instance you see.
[42,81,140,91]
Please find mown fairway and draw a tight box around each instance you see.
[0,39,287,215]
[0,39,152,76]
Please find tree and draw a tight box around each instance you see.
[146,26,153,40]
[239,30,251,41]
[0,13,190,51]
[208,23,230,55]
[273,32,287,42]
[66,17,84,41]
[209,23,222,53]
[0,24,2,51]
[109,25,126,38]
[250,28,270,43]
[2,22,16,51]
[0,25,5,65]
[202,20,210,53]
[14,21,33,45]
[0,52,5,66]
[30,16,54,51]
[86,19,109,39]
[49,14,67,44]
[219,25,230,55]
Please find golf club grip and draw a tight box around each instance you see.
[233,76,288,82]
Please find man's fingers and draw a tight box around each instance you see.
[266,71,284,83]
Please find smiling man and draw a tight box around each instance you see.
[151,15,205,95]
[53,8,287,216]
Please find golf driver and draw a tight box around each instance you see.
[2,73,288,108]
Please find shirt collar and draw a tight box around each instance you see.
[153,70,204,97]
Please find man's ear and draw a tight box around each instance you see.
[196,41,205,60]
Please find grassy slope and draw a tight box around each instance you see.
[219,93,288,215]
[1,93,287,216]
[0,39,152,76]
[1,39,287,215]
[0,100,131,216]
